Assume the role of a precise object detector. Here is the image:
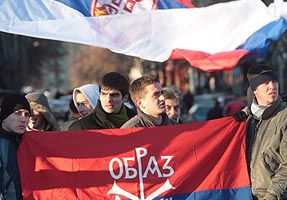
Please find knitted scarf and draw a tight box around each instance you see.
[106,106,129,128]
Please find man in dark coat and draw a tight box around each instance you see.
[0,94,31,199]
[69,72,135,130]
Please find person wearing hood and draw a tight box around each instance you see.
[0,94,31,199]
[72,84,99,118]
[25,93,59,131]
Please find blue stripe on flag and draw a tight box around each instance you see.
[157,0,189,9]
[237,17,287,60]
[55,0,91,16]
[155,186,252,200]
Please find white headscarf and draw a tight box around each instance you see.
[72,84,99,111]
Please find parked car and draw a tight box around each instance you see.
[183,93,246,122]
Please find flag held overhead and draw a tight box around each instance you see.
[0,0,286,71]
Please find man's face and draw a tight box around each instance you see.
[140,83,165,117]
[75,92,94,117]
[100,89,127,113]
[254,80,278,106]
[165,98,181,122]
[2,109,30,134]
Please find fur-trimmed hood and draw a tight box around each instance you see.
[25,93,59,131]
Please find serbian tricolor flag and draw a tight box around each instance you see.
[0,0,287,72]
[18,117,252,200]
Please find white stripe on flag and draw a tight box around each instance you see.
[0,0,286,62]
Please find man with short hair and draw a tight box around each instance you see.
[0,94,31,199]
[121,75,176,128]
[162,86,183,123]
[246,70,287,200]
[69,72,135,130]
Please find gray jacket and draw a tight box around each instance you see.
[246,98,287,200]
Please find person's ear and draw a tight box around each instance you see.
[134,98,144,109]
[122,94,129,102]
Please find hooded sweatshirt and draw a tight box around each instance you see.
[72,84,99,112]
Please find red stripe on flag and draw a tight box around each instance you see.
[176,0,195,8]
[170,49,249,72]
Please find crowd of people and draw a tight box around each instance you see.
[0,65,287,199]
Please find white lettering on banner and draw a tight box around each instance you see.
[109,157,123,179]
[123,157,137,179]
[107,147,175,199]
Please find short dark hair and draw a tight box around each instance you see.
[130,75,159,104]
[99,72,130,97]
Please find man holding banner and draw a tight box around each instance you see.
[246,70,287,200]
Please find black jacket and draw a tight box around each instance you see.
[69,103,136,130]
[0,128,23,200]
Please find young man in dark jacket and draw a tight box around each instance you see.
[246,70,287,200]
[121,75,176,128]
[69,72,135,130]
[0,94,31,200]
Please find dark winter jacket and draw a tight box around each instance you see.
[121,109,177,128]
[0,128,23,200]
[68,103,136,130]
[246,97,287,200]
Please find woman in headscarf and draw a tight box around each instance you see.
[72,84,99,118]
